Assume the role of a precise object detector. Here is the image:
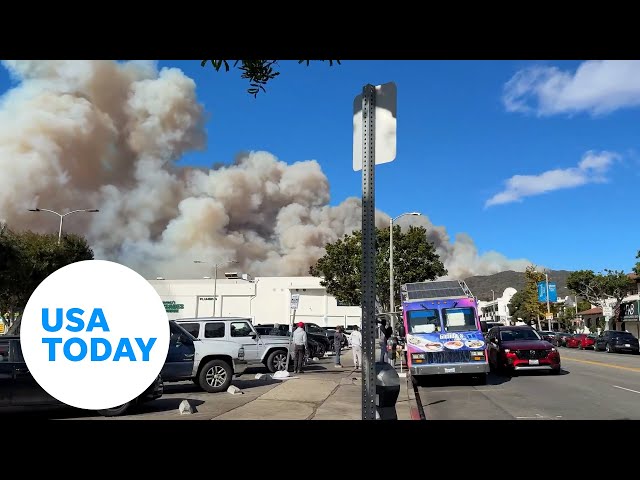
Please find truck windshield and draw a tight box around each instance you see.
[442,307,477,332]
[407,309,441,333]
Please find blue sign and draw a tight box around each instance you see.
[537,282,557,303]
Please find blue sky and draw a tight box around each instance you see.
[1,60,638,274]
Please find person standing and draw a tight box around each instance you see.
[292,322,308,373]
[379,324,392,363]
[350,326,363,370]
[334,326,344,368]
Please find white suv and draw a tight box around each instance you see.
[175,317,293,373]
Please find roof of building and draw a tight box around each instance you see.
[578,307,602,315]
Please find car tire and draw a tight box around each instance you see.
[317,343,326,357]
[96,402,132,417]
[198,359,232,393]
[266,349,289,373]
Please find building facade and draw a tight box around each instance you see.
[149,276,362,329]
[478,287,517,325]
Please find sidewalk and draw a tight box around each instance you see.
[213,346,420,420]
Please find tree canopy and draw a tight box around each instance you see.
[309,225,447,312]
[566,269,634,308]
[507,266,548,324]
[0,225,94,328]
[201,60,341,97]
[634,250,640,276]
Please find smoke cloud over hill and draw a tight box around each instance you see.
[0,60,532,279]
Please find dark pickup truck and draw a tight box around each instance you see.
[0,335,163,416]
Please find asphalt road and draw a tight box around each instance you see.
[417,347,640,420]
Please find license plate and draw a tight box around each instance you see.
[529,359,539,365]
[444,367,456,373]
[625,344,631,347]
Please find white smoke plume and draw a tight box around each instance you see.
[0,60,532,280]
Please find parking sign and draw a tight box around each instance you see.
[290,294,300,311]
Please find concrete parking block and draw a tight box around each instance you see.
[213,399,315,420]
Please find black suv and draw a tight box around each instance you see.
[259,323,332,354]
[594,330,640,354]
[0,335,163,416]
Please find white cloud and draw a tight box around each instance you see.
[503,60,640,116]
[485,151,619,207]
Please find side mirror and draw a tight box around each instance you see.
[250,332,257,339]
[398,326,406,337]
[480,322,488,333]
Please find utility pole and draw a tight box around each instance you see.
[545,272,552,330]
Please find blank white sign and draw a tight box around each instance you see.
[353,82,397,171]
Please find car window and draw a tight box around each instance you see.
[204,322,225,338]
[179,322,201,338]
[0,341,9,362]
[10,341,24,362]
[231,322,253,337]
[500,329,541,341]
[442,307,476,332]
[307,324,324,334]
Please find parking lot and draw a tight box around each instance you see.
[417,348,640,420]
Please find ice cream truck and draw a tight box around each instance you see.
[399,280,489,385]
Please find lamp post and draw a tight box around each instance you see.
[491,289,496,321]
[545,272,552,330]
[194,259,238,316]
[28,208,99,245]
[389,212,421,331]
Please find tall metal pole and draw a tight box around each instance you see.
[213,264,218,316]
[361,84,377,421]
[389,218,394,317]
[57,216,64,245]
[545,273,552,330]
[28,208,99,245]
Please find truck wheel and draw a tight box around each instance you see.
[266,350,288,373]
[199,359,232,393]
[96,402,132,417]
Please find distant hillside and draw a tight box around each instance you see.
[464,270,573,301]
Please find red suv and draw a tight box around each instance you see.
[487,326,561,375]
[566,334,595,349]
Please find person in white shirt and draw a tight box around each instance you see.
[350,326,363,370]
[292,322,308,373]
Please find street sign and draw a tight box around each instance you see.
[602,306,613,317]
[545,313,553,320]
[537,282,557,303]
[290,294,299,311]
[353,82,397,171]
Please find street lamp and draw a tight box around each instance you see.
[194,259,238,316]
[491,290,496,320]
[389,212,421,328]
[28,208,99,245]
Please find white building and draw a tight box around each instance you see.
[478,287,517,325]
[149,275,361,329]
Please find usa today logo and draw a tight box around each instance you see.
[20,260,170,411]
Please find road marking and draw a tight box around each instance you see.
[612,385,640,394]
[562,356,640,373]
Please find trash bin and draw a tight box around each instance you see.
[375,362,400,420]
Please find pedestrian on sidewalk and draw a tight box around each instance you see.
[350,325,362,370]
[334,326,344,368]
[380,324,392,363]
[293,322,308,374]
